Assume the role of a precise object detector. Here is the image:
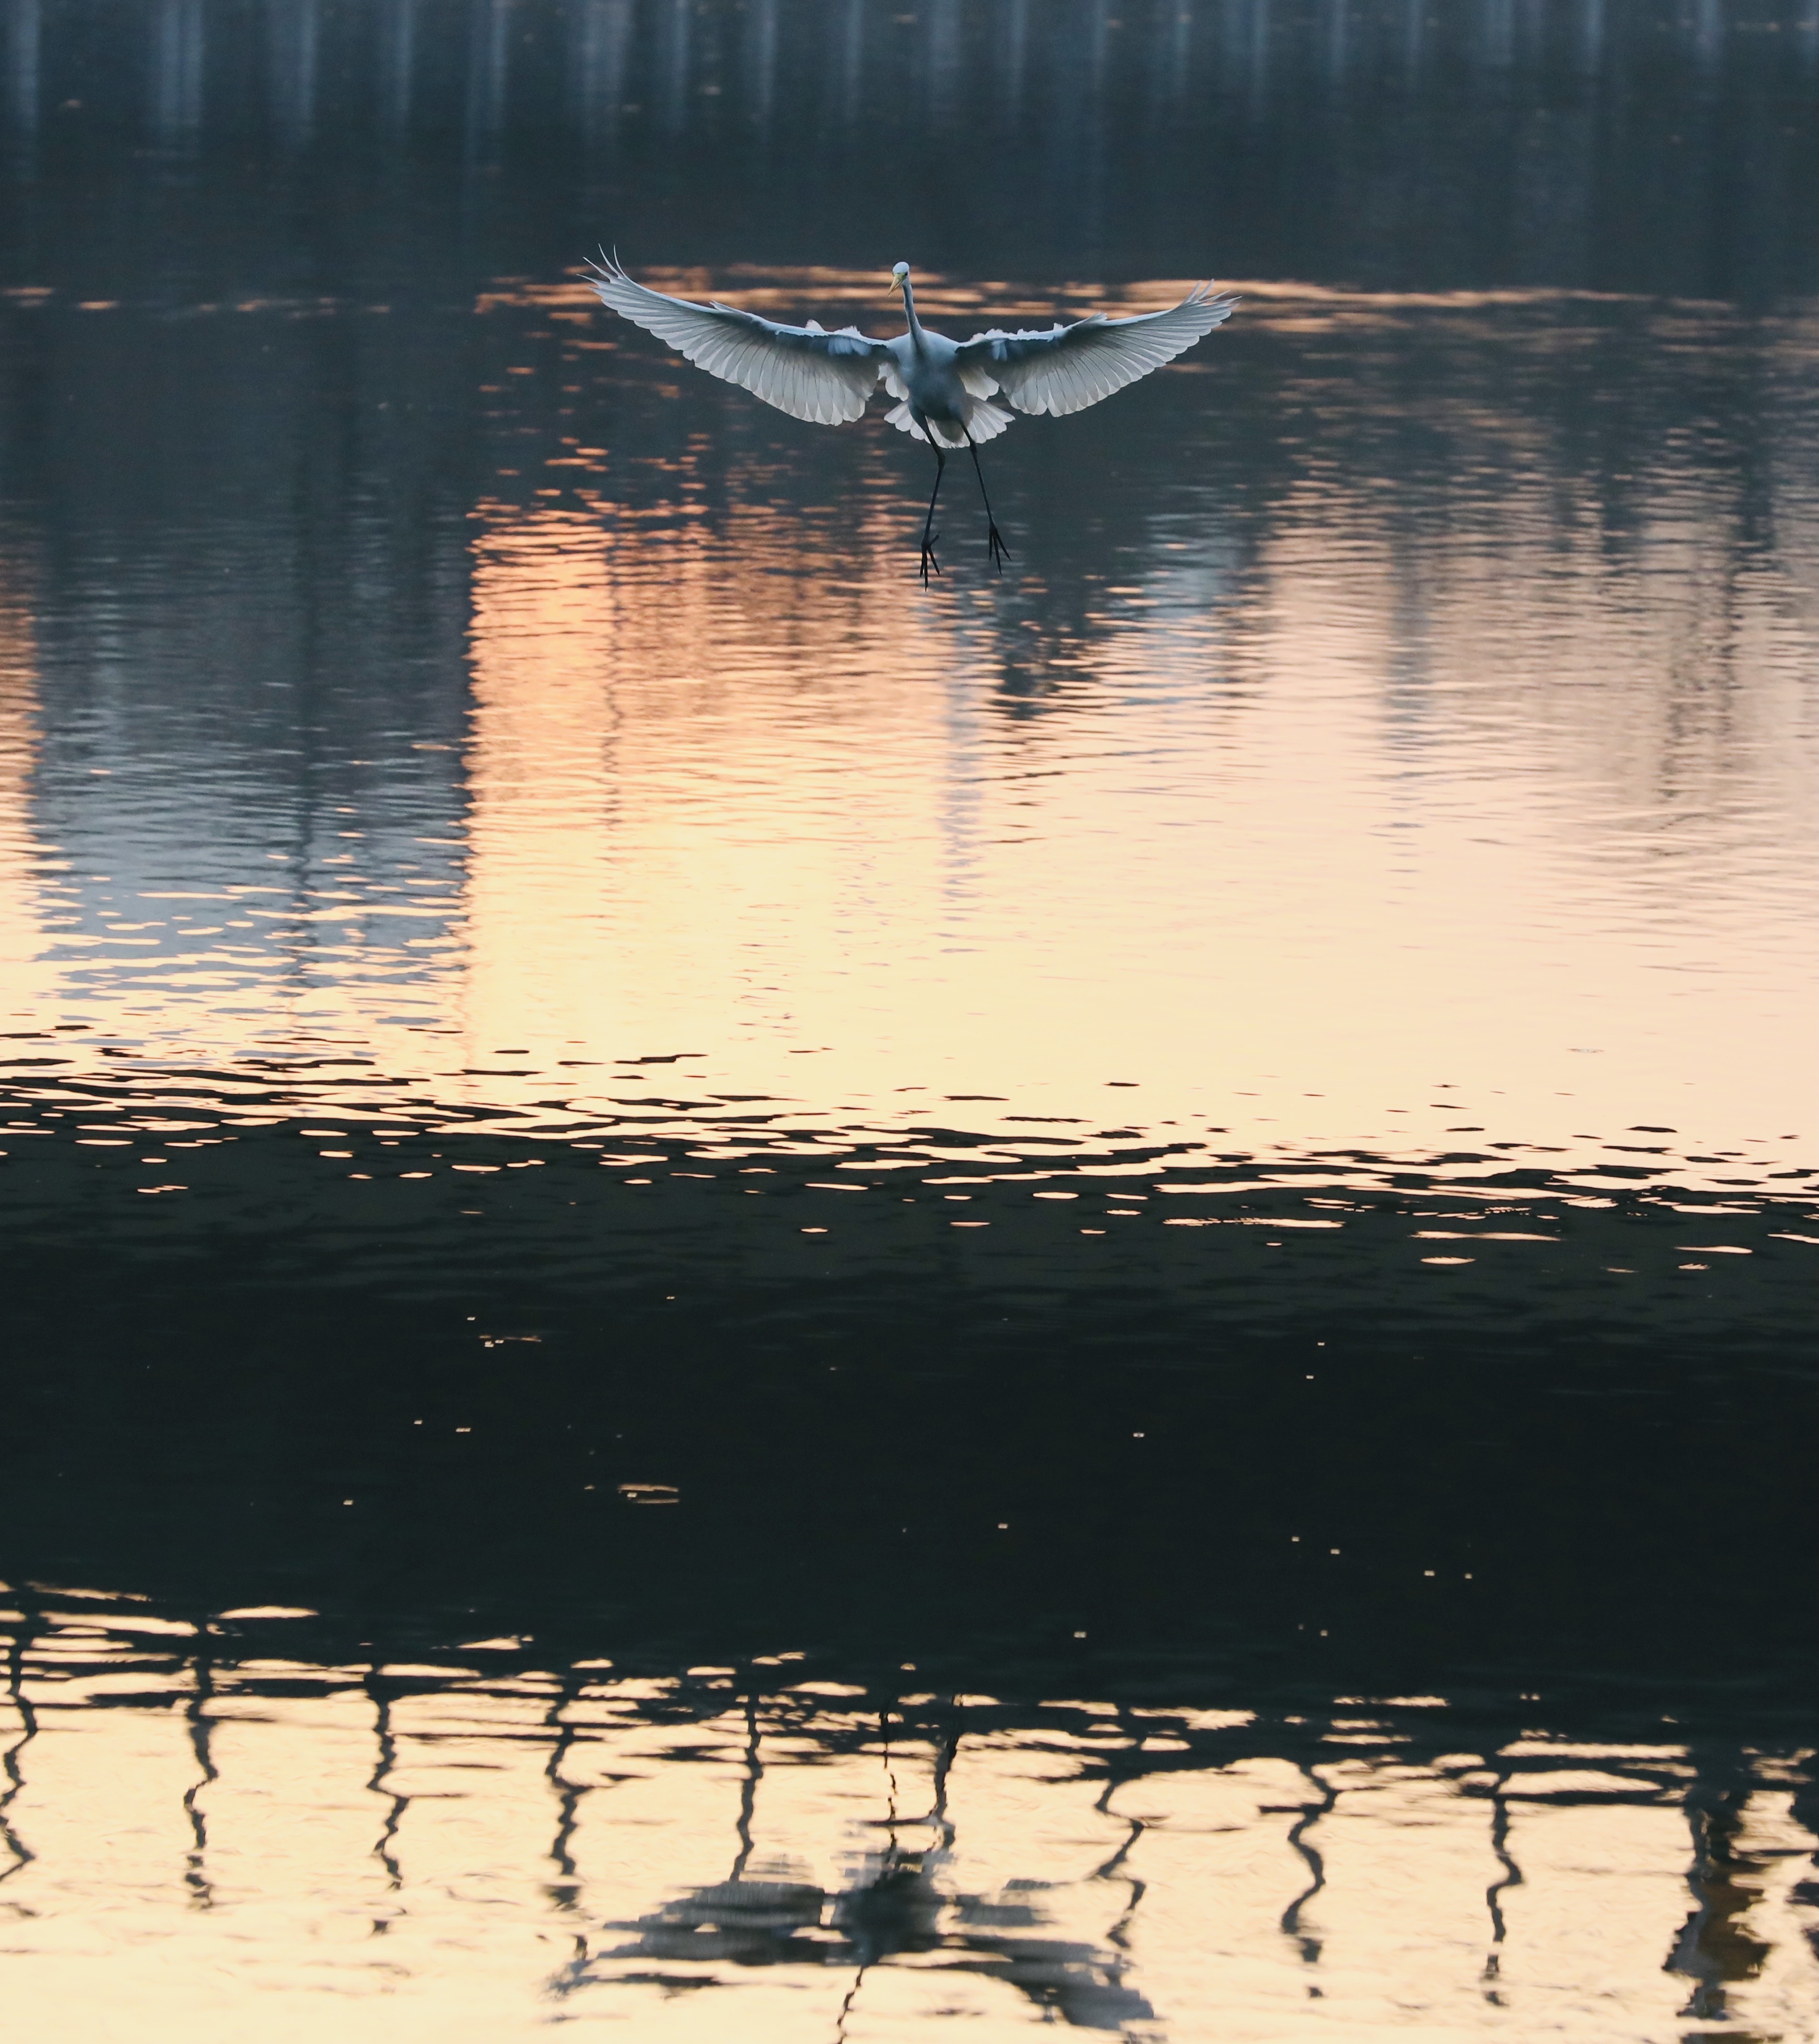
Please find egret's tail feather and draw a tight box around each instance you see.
[884,399,1015,447]
[957,399,1014,446]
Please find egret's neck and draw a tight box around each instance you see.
[900,282,926,350]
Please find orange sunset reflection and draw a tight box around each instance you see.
[450,292,1813,1182]
[0,283,1805,1196]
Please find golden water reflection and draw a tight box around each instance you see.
[7,283,1807,1189]
[1,1600,1813,2041]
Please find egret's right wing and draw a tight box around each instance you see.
[587,257,889,425]
[956,280,1238,417]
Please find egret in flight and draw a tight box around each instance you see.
[587,257,1238,583]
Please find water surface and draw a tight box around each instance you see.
[0,4,1814,2037]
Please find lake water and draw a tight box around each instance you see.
[1,3,1815,2038]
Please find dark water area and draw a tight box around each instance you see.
[2,0,1816,298]
[1,3,1816,2037]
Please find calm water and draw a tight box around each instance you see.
[2,3,1816,2038]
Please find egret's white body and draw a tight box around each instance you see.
[587,256,1238,578]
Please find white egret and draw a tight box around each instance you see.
[587,256,1239,582]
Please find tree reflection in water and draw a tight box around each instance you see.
[574,1706,1158,2029]
[0,1602,1809,2037]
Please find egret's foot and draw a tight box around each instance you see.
[919,532,942,586]
[985,520,1012,573]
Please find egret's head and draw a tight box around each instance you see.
[891,261,911,291]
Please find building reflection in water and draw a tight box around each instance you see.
[0,1601,1812,2038]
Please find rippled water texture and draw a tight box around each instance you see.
[1,3,1815,2038]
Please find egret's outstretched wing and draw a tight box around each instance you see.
[587,256,889,425]
[955,281,1238,418]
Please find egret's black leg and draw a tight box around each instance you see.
[965,434,1012,573]
[920,446,946,585]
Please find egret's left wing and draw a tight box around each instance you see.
[955,281,1238,417]
[587,257,889,425]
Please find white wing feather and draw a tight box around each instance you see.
[587,256,889,426]
[956,281,1238,418]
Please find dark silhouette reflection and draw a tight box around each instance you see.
[728,1690,763,1883]
[544,1666,590,1909]
[364,1672,408,1903]
[0,1612,37,1904]
[577,1701,1158,2030]
[600,1871,831,1970]
[0,1605,1809,2030]
[1278,1765,1340,1967]
[1480,1766,1524,2000]
[180,1643,216,1907]
[1667,1770,1779,2024]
